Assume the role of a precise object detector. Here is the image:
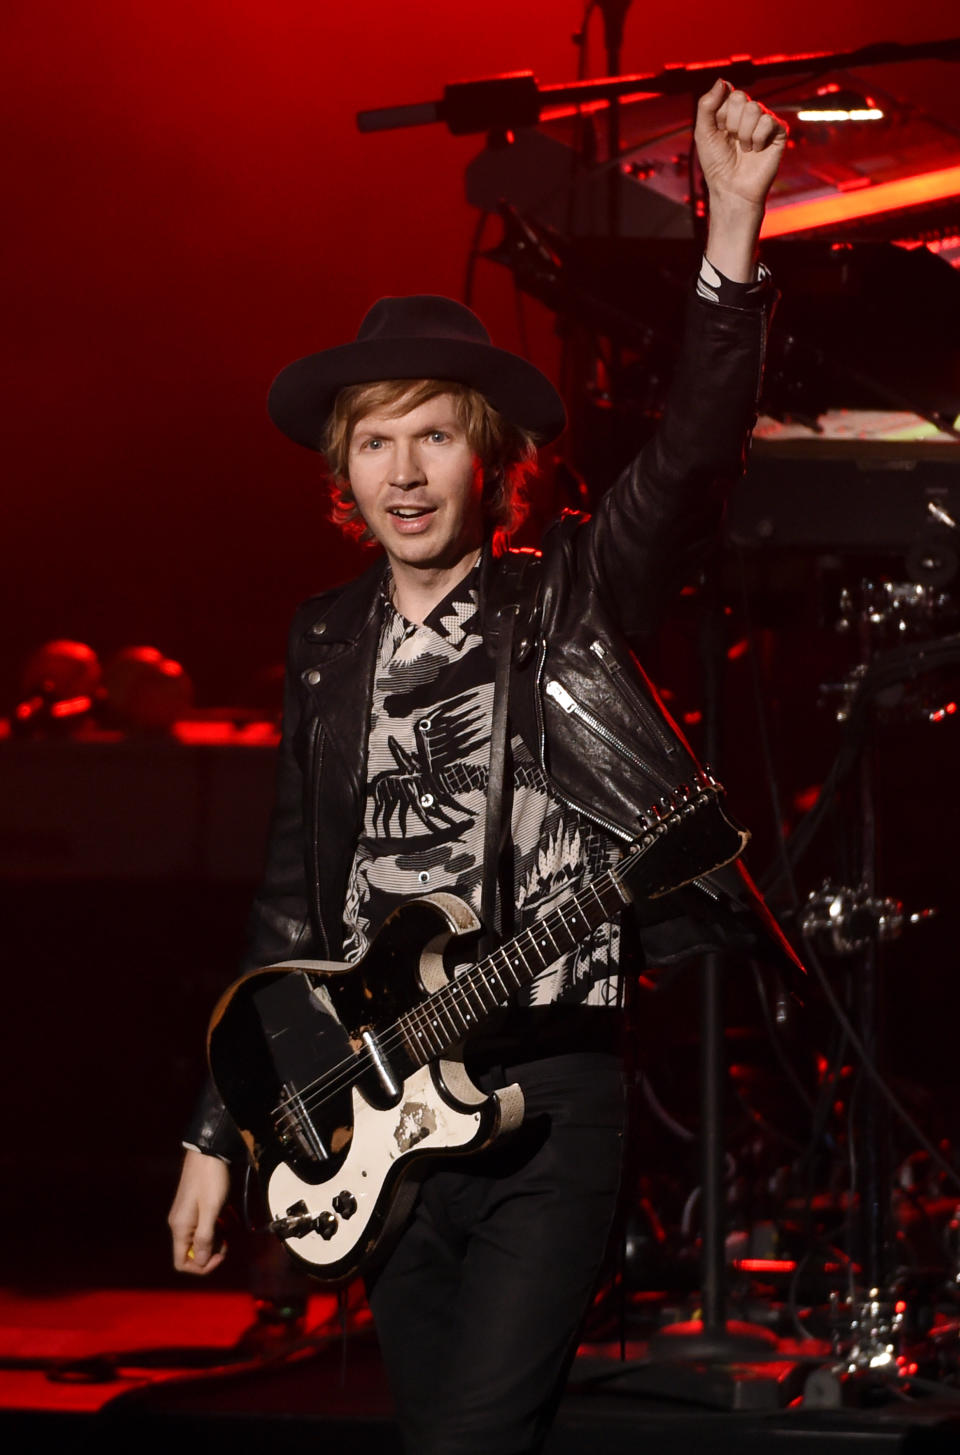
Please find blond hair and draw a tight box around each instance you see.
[322,379,538,544]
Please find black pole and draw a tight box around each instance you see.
[597,0,631,241]
[648,558,775,1363]
[699,557,728,1335]
[700,950,727,1331]
[853,631,890,1296]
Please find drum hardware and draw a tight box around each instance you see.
[830,1287,906,1377]
[800,882,936,957]
[820,578,960,724]
[834,580,956,639]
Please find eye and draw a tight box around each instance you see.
[427,429,449,443]
[363,437,384,450]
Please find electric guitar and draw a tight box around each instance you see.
[207,771,747,1284]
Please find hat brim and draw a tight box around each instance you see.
[267,336,566,450]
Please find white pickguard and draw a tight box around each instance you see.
[266,1064,486,1268]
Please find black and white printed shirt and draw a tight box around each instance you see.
[342,563,622,1008]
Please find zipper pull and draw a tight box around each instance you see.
[589,639,607,662]
[545,679,577,713]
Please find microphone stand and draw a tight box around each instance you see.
[596,0,632,241]
[356,36,960,139]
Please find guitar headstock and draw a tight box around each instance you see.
[624,770,749,899]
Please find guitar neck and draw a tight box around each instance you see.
[396,858,635,1067]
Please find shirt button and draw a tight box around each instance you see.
[417,871,430,885]
[303,669,321,686]
[420,793,434,808]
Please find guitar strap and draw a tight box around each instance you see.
[480,598,516,957]
[480,550,540,956]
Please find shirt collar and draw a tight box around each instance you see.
[383,557,483,648]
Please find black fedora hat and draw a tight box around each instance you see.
[267,294,566,450]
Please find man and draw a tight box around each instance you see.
[169,80,787,1453]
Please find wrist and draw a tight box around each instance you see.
[704,201,763,285]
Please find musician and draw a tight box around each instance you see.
[169,81,787,1454]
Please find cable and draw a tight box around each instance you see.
[735,548,803,910]
[463,209,491,309]
[640,1072,694,1142]
[786,1240,854,1343]
[802,931,960,1199]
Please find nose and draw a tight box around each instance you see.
[389,439,425,489]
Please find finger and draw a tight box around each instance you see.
[188,1215,219,1270]
[184,1240,228,1277]
[697,77,731,129]
[718,88,747,140]
[736,99,766,152]
[169,1206,197,1271]
[752,110,788,150]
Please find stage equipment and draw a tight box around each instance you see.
[355,33,960,1405]
[12,639,101,736]
[729,442,960,555]
[100,645,194,734]
[800,884,936,958]
[356,38,960,140]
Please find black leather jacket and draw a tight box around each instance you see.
[187,286,791,1159]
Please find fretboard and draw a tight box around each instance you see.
[396,855,637,1067]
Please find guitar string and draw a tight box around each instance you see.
[280,873,625,1125]
[268,804,694,1126]
[289,873,622,1111]
[269,797,709,1127]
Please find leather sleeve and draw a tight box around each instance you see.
[237,616,318,976]
[182,613,319,1159]
[182,1074,246,1161]
[576,285,772,640]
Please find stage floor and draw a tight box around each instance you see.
[4,1286,960,1453]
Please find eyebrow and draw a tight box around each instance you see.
[353,416,462,439]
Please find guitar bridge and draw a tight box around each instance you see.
[274,1081,330,1164]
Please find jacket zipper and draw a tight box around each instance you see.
[536,650,726,870]
[534,644,630,842]
[588,639,678,759]
[544,677,676,796]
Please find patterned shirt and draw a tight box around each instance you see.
[342,563,622,1008]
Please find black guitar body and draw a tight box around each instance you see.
[207,891,524,1283]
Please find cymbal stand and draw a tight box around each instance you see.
[801,579,947,1392]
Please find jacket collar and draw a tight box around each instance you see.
[301,553,389,648]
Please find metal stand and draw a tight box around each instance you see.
[643,561,781,1391]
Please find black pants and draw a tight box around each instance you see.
[367,1049,626,1455]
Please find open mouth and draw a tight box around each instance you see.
[387,506,435,518]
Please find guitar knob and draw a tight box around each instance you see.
[332,1191,357,1219]
[313,1211,338,1240]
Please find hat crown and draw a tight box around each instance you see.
[356,295,491,348]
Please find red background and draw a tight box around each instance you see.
[3,2,959,704]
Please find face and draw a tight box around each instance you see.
[347,393,485,576]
